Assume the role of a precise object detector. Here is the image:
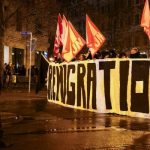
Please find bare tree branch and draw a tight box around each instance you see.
[4,3,22,24]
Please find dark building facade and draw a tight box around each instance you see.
[59,0,149,54]
[1,0,149,75]
[1,0,61,74]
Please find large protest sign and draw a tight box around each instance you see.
[47,59,150,118]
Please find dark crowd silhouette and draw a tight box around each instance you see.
[51,47,148,63]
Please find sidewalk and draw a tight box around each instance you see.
[0,87,47,124]
[0,87,47,102]
[0,87,150,150]
[0,87,150,149]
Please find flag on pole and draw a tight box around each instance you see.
[62,15,68,45]
[62,21,86,62]
[86,14,106,57]
[53,14,63,57]
[141,0,150,40]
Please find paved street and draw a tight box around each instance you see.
[0,88,150,150]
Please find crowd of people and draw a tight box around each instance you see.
[1,63,27,88]
[0,63,40,89]
[0,63,41,95]
[52,47,148,63]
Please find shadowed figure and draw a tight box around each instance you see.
[35,53,49,94]
[125,133,150,150]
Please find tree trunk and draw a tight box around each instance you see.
[0,1,4,81]
[0,38,4,79]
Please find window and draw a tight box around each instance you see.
[101,23,105,31]
[12,48,24,73]
[127,0,131,7]
[107,5,110,13]
[34,18,42,34]
[4,46,9,64]
[16,10,22,31]
[135,0,140,5]
[143,34,148,45]
[128,16,131,26]
[114,0,119,10]
[101,6,105,13]
[120,19,124,28]
[113,20,117,29]
[135,14,140,25]
[96,0,100,10]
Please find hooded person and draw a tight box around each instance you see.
[109,49,117,58]
[118,52,127,58]
[101,50,110,59]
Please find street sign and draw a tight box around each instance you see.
[21,32,31,38]
[21,31,31,35]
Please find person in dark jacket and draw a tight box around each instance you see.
[56,52,63,63]
[101,50,110,59]
[118,52,128,58]
[129,47,141,58]
[85,50,92,60]
[109,49,117,58]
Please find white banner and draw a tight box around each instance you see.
[47,59,150,118]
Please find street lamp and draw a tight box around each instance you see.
[21,32,32,93]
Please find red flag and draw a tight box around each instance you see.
[62,21,86,62]
[53,14,63,57]
[86,14,106,57]
[141,0,150,40]
[61,15,68,45]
